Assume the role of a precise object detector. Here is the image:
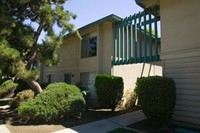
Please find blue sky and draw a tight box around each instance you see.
[64,0,143,29]
[38,0,143,42]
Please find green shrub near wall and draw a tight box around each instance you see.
[18,82,85,123]
[0,80,18,98]
[135,76,176,123]
[95,74,124,111]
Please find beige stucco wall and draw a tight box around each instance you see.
[100,22,113,74]
[112,61,162,91]
[42,36,80,84]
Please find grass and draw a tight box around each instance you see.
[107,128,138,133]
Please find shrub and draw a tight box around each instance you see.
[10,89,35,108]
[0,80,18,98]
[95,74,124,111]
[18,82,85,123]
[116,89,137,111]
[135,76,176,123]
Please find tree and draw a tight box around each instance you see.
[0,0,79,94]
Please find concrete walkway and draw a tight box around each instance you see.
[53,110,145,133]
[0,121,11,133]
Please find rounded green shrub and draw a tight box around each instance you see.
[18,82,85,123]
[135,76,176,123]
[95,74,124,111]
[10,89,35,108]
[0,80,18,98]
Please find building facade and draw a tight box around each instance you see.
[41,14,162,100]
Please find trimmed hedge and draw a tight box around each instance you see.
[95,74,124,111]
[0,80,18,98]
[18,82,85,123]
[135,76,176,123]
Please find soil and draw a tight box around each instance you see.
[0,106,140,133]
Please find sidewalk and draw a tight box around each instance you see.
[53,110,145,133]
[0,121,11,133]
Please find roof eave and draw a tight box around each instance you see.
[78,14,122,31]
[135,0,159,9]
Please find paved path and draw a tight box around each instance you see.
[0,121,11,133]
[53,110,145,133]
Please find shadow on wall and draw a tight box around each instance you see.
[112,61,163,91]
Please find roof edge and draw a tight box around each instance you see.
[135,0,146,8]
[78,14,122,31]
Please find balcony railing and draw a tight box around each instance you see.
[113,6,160,65]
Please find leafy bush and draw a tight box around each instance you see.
[18,82,85,123]
[116,89,136,111]
[0,80,18,98]
[135,76,176,123]
[10,90,35,108]
[95,75,124,111]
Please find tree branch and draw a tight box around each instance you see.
[26,20,46,70]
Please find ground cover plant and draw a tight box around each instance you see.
[18,82,85,123]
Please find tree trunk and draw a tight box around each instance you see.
[26,80,43,95]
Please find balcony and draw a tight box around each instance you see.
[113,6,160,65]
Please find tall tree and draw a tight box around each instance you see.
[0,0,79,94]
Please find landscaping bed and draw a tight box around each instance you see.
[1,106,140,133]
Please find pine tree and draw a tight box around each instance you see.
[0,0,79,94]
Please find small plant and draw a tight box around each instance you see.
[10,89,35,108]
[95,74,124,111]
[0,80,18,98]
[135,76,176,123]
[116,89,137,111]
[18,82,85,123]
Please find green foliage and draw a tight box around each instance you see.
[18,82,85,123]
[10,90,35,108]
[0,0,80,93]
[0,80,18,98]
[95,75,124,111]
[135,76,176,123]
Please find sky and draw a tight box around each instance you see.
[38,0,143,42]
[64,0,143,29]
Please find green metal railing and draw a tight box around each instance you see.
[113,6,160,65]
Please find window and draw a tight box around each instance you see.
[47,74,52,84]
[64,74,71,84]
[81,33,97,58]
